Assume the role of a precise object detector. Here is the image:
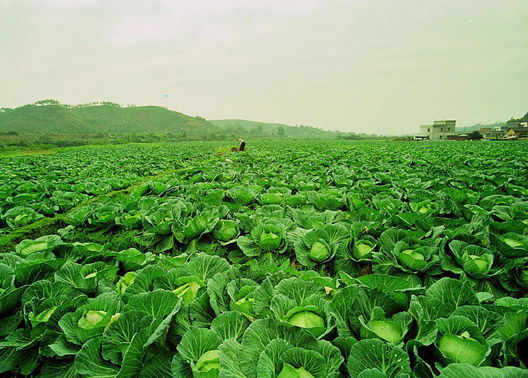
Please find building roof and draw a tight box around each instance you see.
[433,120,456,126]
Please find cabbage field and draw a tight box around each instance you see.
[1,140,528,378]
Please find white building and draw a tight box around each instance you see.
[419,120,456,140]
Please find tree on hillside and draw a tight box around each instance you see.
[101,102,121,107]
[277,126,285,137]
[34,99,61,106]
[509,110,528,122]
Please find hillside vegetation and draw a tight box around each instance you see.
[0,100,378,141]
[456,111,528,133]
[211,119,356,139]
[0,100,216,135]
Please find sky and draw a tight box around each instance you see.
[1,0,527,135]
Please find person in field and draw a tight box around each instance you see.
[238,138,246,151]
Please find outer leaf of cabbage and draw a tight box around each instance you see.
[435,316,490,366]
[15,235,63,256]
[346,339,411,378]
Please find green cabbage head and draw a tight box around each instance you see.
[195,349,221,373]
[213,220,239,242]
[258,228,283,251]
[438,331,488,366]
[277,363,315,378]
[77,310,119,331]
[369,320,402,345]
[309,240,331,262]
[173,280,202,306]
[352,237,376,260]
[448,240,494,278]
[285,306,326,338]
[237,220,288,257]
[288,311,325,329]
[392,239,437,273]
[294,223,349,268]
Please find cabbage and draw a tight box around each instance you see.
[173,281,201,306]
[504,238,523,248]
[491,233,528,257]
[15,235,63,256]
[30,306,58,326]
[353,242,374,259]
[438,332,488,366]
[213,220,239,242]
[4,206,43,228]
[397,249,426,270]
[232,296,255,315]
[309,241,330,262]
[288,310,325,330]
[259,231,282,251]
[294,223,349,267]
[448,240,494,278]
[418,206,429,214]
[78,310,107,330]
[370,320,402,344]
[468,255,489,273]
[105,313,121,330]
[401,249,424,261]
[277,363,315,378]
[117,272,136,295]
[520,269,528,284]
[195,349,221,372]
[237,220,288,256]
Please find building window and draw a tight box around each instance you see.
[447,128,450,131]
[440,135,443,139]
[441,128,443,132]
[427,128,430,132]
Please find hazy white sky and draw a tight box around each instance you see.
[1,0,527,134]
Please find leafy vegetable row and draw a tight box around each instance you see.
[0,144,211,233]
[1,238,527,377]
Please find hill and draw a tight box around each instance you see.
[454,111,528,133]
[0,100,380,141]
[455,122,505,133]
[510,110,528,123]
[0,100,216,136]
[211,119,373,139]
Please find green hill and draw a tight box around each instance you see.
[454,111,528,133]
[0,101,216,135]
[455,122,505,133]
[0,100,379,140]
[211,119,371,139]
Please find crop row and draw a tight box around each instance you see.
[1,238,527,377]
[0,144,212,234]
